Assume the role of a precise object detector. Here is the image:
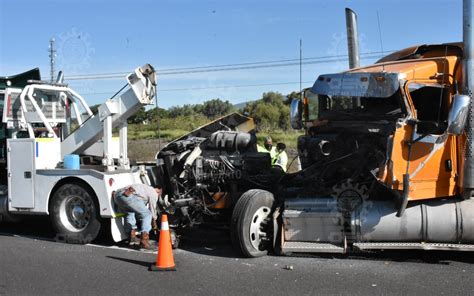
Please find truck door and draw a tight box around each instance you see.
[391,82,457,200]
[8,139,35,208]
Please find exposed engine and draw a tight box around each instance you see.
[155,129,277,228]
[283,124,392,200]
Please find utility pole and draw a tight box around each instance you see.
[49,38,56,82]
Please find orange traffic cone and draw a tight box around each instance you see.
[150,214,176,271]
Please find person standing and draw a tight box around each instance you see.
[114,183,161,249]
[273,142,288,172]
[257,136,277,160]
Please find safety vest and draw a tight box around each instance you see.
[273,150,288,172]
[257,144,278,164]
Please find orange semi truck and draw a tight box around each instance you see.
[154,3,474,257]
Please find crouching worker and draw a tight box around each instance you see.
[114,184,161,249]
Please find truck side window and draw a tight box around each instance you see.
[409,85,449,122]
[305,91,319,121]
[408,84,449,134]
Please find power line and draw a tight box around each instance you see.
[80,80,316,96]
[65,51,392,80]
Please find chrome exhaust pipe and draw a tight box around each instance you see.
[462,0,474,193]
[345,8,360,69]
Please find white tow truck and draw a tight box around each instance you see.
[0,64,157,243]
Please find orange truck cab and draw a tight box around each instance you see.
[277,43,474,255]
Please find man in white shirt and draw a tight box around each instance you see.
[114,183,161,249]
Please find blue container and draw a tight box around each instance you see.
[64,154,80,170]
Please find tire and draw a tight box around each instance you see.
[50,184,101,244]
[230,189,274,258]
[171,229,179,249]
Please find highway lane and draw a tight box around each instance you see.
[0,218,473,296]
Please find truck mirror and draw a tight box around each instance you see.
[290,98,303,129]
[447,94,471,135]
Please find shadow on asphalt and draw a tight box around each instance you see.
[0,216,55,241]
[177,225,238,258]
[2,217,474,264]
[288,249,474,265]
[106,256,153,268]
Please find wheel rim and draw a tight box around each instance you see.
[59,195,92,232]
[249,206,271,250]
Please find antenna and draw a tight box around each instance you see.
[48,38,56,82]
[300,38,303,100]
[376,10,384,54]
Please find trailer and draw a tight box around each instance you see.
[0,64,157,243]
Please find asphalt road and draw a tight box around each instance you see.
[1,218,473,296]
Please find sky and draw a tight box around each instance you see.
[0,0,462,109]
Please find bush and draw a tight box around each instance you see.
[243,91,291,132]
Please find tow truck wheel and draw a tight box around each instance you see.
[50,184,101,244]
[231,189,274,258]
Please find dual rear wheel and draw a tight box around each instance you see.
[50,184,101,244]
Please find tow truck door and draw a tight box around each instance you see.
[8,139,35,208]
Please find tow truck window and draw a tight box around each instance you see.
[0,93,5,159]
[0,92,4,120]
[65,98,91,137]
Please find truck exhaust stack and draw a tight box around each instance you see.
[345,8,360,69]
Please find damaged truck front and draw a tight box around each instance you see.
[280,44,474,256]
[153,44,474,257]
[151,113,282,252]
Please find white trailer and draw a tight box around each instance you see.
[0,64,157,243]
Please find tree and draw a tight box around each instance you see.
[286,91,301,105]
[261,91,285,105]
[128,107,147,124]
[201,98,234,118]
[243,92,290,131]
[146,107,168,122]
[168,104,197,118]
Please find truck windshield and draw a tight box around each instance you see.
[306,89,404,121]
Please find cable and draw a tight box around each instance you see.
[71,53,385,95]
[78,80,316,96]
[65,51,393,80]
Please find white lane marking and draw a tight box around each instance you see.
[0,233,55,242]
[1,232,172,255]
[86,243,158,254]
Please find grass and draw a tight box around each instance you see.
[126,124,303,162]
[127,126,188,141]
[256,130,303,150]
[127,124,303,149]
